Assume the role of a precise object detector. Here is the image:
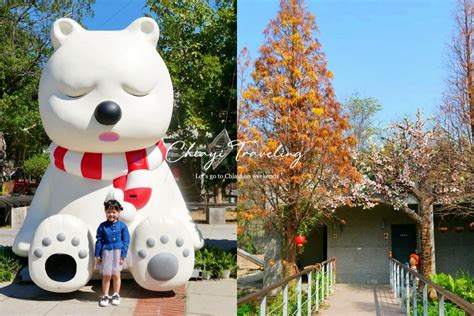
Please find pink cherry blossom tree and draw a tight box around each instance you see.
[359,111,473,277]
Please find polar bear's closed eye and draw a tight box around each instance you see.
[58,82,95,99]
[122,83,151,97]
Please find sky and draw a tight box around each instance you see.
[239,0,457,127]
[82,0,457,127]
[82,0,148,30]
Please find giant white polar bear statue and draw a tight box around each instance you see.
[12,17,204,293]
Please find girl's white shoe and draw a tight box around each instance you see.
[99,295,109,307]
[111,293,121,306]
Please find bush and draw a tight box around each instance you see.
[0,246,24,282]
[431,272,474,304]
[237,231,256,254]
[23,153,49,182]
[410,272,473,315]
[194,246,237,278]
[412,301,465,316]
[237,302,258,316]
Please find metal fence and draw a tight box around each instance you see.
[238,257,336,315]
[389,257,474,316]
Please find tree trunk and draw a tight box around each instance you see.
[285,225,296,264]
[283,224,298,276]
[419,202,436,277]
[462,0,474,140]
[213,186,222,203]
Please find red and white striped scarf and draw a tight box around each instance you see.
[50,140,167,210]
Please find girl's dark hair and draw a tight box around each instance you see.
[104,199,123,211]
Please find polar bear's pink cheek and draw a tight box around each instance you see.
[98,132,120,142]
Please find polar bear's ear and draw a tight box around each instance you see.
[126,17,160,46]
[51,18,85,50]
[105,188,124,204]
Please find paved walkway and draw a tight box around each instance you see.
[0,278,236,315]
[321,284,403,316]
[197,223,236,251]
[0,223,237,315]
[186,279,236,315]
[0,227,18,246]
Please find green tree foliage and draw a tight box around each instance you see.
[343,94,381,152]
[0,1,95,166]
[23,152,49,182]
[147,0,237,201]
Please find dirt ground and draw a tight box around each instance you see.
[190,209,237,223]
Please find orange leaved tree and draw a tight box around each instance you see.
[238,0,359,269]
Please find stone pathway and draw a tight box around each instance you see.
[197,223,236,251]
[0,280,136,315]
[0,278,237,315]
[0,227,18,246]
[186,279,236,315]
[321,284,403,315]
[132,285,186,316]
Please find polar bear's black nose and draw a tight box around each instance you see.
[94,101,122,125]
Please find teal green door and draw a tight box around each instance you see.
[391,224,416,265]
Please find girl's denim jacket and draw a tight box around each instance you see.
[94,220,130,258]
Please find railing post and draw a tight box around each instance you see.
[406,270,410,314]
[400,266,404,303]
[321,264,325,303]
[390,260,392,289]
[438,293,445,316]
[283,283,289,316]
[423,283,428,316]
[393,262,396,293]
[395,263,400,301]
[321,264,327,303]
[260,295,267,316]
[328,261,332,294]
[393,262,397,297]
[413,276,417,316]
[393,261,396,290]
[390,261,393,293]
[297,275,302,316]
[315,269,320,312]
[326,262,330,297]
[395,263,398,294]
[307,271,312,316]
[401,267,405,312]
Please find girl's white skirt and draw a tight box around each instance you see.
[95,249,131,275]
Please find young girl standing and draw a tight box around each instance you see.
[95,199,130,307]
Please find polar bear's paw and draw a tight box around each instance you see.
[130,216,195,291]
[12,230,34,257]
[29,214,94,293]
[182,218,205,250]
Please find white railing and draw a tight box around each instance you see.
[238,257,336,315]
[389,257,474,315]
